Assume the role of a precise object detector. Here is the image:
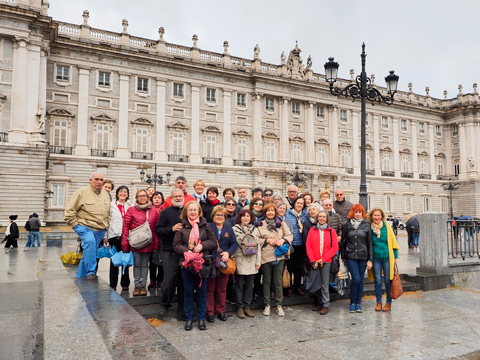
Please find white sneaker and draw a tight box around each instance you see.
[277,305,285,317]
[263,305,271,316]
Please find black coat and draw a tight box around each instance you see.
[7,222,19,239]
[302,218,315,245]
[341,219,373,261]
[200,199,224,223]
[173,217,217,264]
[154,205,182,253]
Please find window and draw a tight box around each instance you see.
[236,138,247,160]
[419,122,425,134]
[56,65,69,81]
[205,135,217,158]
[51,184,65,208]
[419,156,428,174]
[366,150,373,170]
[452,125,458,136]
[292,102,300,115]
[405,196,413,213]
[382,116,388,129]
[137,77,148,92]
[382,152,391,171]
[437,158,445,176]
[385,196,393,213]
[435,125,442,136]
[423,197,431,212]
[368,195,373,210]
[265,141,276,161]
[172,132,184,155]
[237,93,246,107]
[317,145,327,165]
[135,128,149,153]
[401,119,407,131]
[454,162,460,176]
[292,143,302,163]
[340,148,350,168]
[441,197,448,213]
[53,120,68,146]
[206,88,216,102]
[317,106,324,118]
[340,110,347,122]
[173,83,184,98]
[98,72,110,87]
[96,124,109,150]
[265,98,274,111]
[402,154,411,173]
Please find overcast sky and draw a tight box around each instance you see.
[48,0,480,99]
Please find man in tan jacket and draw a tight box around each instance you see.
[64,172,111,280]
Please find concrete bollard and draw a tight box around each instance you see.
[418,212,449,273]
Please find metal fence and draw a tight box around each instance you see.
[448,219,480,260]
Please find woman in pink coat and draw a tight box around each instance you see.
[122,189,159,296]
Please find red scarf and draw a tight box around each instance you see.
[209,199,220,206]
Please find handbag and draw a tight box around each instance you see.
[128,209,152,249]
[282,267,291,288]
[274,242,290,257]
[328,229,340,275]
[200,254,214,278]
[390,263,403,299]
[216,238,236,275]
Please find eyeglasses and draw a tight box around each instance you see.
[226,203,236,206]
[323,204,333,207]
[288,190,297,193]
[335,194,344,197]
[93,178,104,181]
[214,214,225,218]
[137,195,147,198]
[253,202,263,206]
[264,193,272,196]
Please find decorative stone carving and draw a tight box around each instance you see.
[468,157,476,169]
[306,55,312,71]
[201,125,221,133]
[371,74,375,84]
[350,69,355,82]
[408,82,412,92]
[281,51,286,65]
[286,42,305,80]
[192,34,198,47]
[232,129,251,136]
[458,84,463,95]
[158,27,165,41]
[474,83,478,94]
[262,132,279,139]
[167,121,189,130]
[122,19,128,33]
[91,113,116,123]
[131,117,153,126]
[425,86,430,96]
[47,108,74,116]
[223,41,229,55]
[82,10,89,25]
[35,107,45,132]
[444,90,448,99]
[253,44,260,60]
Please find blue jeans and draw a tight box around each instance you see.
[373,258,392,303]
[345,259,367,305]
[25,232,34,247]
[181,268,208,321]
[412,233,419,247]
[31,231,41,247]
[74,225,105,277]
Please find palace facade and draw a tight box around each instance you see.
[1,0,479,224]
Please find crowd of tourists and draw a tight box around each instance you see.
[64,173,399,331]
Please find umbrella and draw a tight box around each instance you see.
[403,213,418,223]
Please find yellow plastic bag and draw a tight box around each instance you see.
[61,251,82,265]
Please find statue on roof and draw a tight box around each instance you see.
[287,42,305,80]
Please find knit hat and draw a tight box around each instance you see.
[9,215,18,220]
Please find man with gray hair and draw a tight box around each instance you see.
[64,172,111,280]
[333,188,353,223]
[155,188,185,320]
[322,199,342,240]
[162,175,196,208]
[286,184,299,208]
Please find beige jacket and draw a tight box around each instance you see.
[257,220,293,264]
[64,185,111,231]
[233,224,261,275]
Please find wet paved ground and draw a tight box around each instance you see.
[1,233,480,359]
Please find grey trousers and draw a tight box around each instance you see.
[133,252,150,288]
[235,274,255,309]
[313,262,331,308]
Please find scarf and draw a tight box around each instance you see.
[317,223,328,231]
[240,223,252,233]
[135,201,152,211]
[209,199,220,206]
[351,218,363,230]
[188,217,200,250]
[371,221,383,238]
[265,218,277,232]
[5,222,11,236]
[291,209,303,233]
[308,216,317,224]
[252,209,262,218]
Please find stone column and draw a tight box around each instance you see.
[411,121,418,178]
[75,68,90,156]
[329,107,339,166]
[458,123,467,179]
[116,74,130,158]
[466,122,477,179]
[352,110,359,174]
[418,212,449,273]
[154,78,167,161]
[306,101,315,164]
[190,85,201,164]
[252,93,263,161]
[475,123,480,178]
[9,37,29,143]
[373,114,380,173]
[445,125,453,176]
[222,90,233,166]
[392,118,400,175]
[280,97,290,162]
[428,124,436,177]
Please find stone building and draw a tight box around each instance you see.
[0,0,478,224]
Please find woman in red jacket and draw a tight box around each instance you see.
[122,189,160,296]
[306,209,339,315]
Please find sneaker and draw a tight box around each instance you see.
[276,305,285,317]
[355,304,363,313]
[263,305,271,316]
[348,303,356,313]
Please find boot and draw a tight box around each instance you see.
[244,308,255,318]
[375,302,382,311]
[382,303,391,312]
[237,308,245,319]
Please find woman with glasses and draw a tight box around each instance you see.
[249,197,265,222]
[121,189,160,297]
[224,199,239,227]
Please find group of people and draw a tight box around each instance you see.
[2,212,42,248]
[64,173,400,332]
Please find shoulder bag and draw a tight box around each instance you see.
[390,263,403,299]
[128,210,152,250]
[216,236,236,275]
[329,229,340,275]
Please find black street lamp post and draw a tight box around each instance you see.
[324,43,399,211]
[287,165,308,189]
[441,179,460,219]
[139,164,171,191]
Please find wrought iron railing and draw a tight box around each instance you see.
[49,145,72,155]
[448,219,480,260]
[131,152,153,160]
[401,172,414,178]
[91,149,114,157]
[0,132,8,142]
[345,168,354,174]
[202,157,222,165]
[168,154,189,163]
[366,169,375,175]
[234,159,252,167]
[419,173,432,179]
[437,175,450,180]
[381,171,395,177]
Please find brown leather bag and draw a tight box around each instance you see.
[390,263,403,299]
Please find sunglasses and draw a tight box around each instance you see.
[253,202,263,206]
[264,193,272,196]
[226,203,236,206]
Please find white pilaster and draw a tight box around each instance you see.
[306,101,315,164]
[280,97,290,162]
[458,123,467,179]
[373,114,380,173]
[445,125,453,176]
[222,90,233,166]
[475,123,480,178]
[352,110,359,174]
[154,79,167,161]
[466,122,477,179]
[74,68,90,156]
[411,121,418,178]
[9,37,29,143]
[428,124,436,176]
[116,74,130,158]
[38,47,47,124]
[26,43,41,137]
[329,107,339,166]
[190,85,201,164]
[252,93,263,161]
[393,117,400,174]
